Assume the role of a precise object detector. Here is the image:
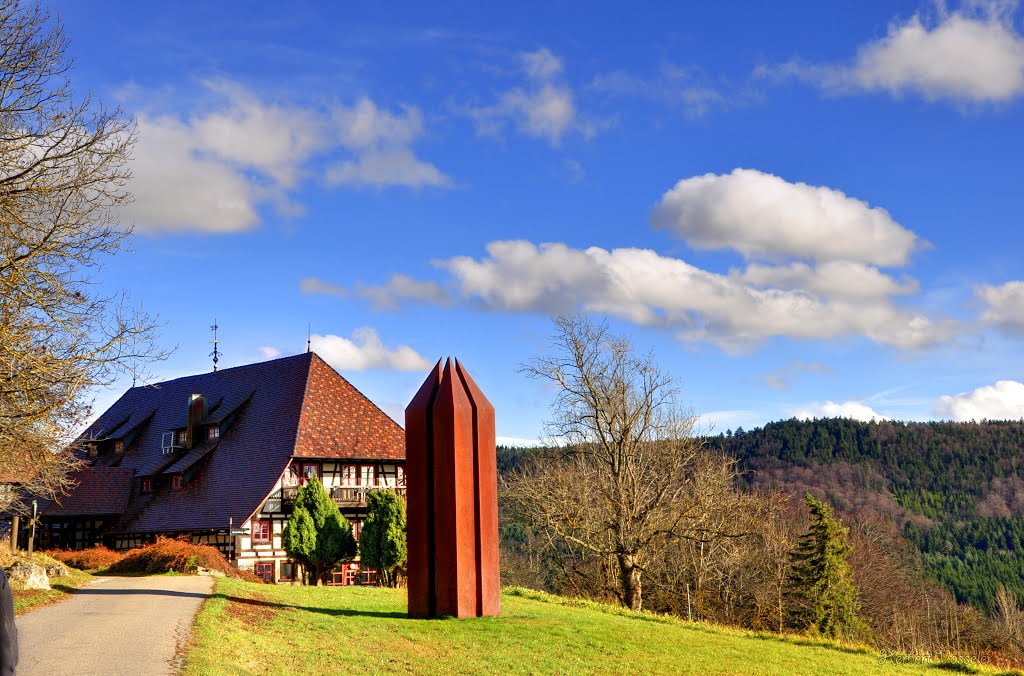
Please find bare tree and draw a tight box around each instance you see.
[0,0,159,512]
[504,314,746,611]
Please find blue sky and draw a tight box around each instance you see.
[54,0,1024,442]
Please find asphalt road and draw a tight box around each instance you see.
[15,575,214,676]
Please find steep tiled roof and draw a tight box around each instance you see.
[61,352,405,534]
[162,440,220,475]
[293,354,405,460]
[44,468,135,516]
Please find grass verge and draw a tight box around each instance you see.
[183,579,1016,676]
[10,566,95,616]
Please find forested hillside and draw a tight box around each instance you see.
[709,418,1024,609]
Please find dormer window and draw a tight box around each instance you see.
[207,425,220,440]
[114,440,124,454]
[172,475,183,490]
[141,478,152,493]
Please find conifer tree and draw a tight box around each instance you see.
[786,493,861,638]
[360,489,407,587]
[282,477,356,584]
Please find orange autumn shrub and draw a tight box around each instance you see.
[45,546,126,571]
[106,536,262,581]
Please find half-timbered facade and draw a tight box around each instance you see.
[31,352,406,583]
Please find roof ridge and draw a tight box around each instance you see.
[132,351,315,390]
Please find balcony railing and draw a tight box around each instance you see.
[331,485,406,507]
[276,485,406,511]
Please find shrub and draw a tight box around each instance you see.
[45,546,126,571]
[360,489,407,587]
[106,537,261,581]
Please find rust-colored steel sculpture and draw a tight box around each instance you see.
[406,358,500,618]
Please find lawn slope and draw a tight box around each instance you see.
[183,580,1003,675]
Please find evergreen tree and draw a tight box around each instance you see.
[360,489,408,587]
[786,493,861,638]
[282,477,356,584]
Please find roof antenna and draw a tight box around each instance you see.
[210,319,221,372]
[307,323,311,354]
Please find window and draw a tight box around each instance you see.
[280,561,295,581]
[177,430,187,445]
[141,478,152,493]
[171,475,183,490]
[360,465,375,486]
[302,464,320,484]
[397,465,406,487]
[254,562,273,583]
[113,440,124,454]
[207,425,220,440]
[283,465,300,487]
[252,520,271,542]
[340,464,357,487]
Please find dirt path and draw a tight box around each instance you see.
[15,574,214,676]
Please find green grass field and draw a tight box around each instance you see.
[183,580,1013,676]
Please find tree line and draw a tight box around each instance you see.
[709,417,1024,610]
[497,315,1024,667]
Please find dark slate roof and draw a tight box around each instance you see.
[162,440,220,475]
[44,468,135,516]
[202,390,253,425]
[64,352,405,534]
[293,354,405,460]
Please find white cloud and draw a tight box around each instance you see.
[325,149,452,188]
[788,400,888,422]
[258,346,282,359]
[190,80,324,187]
[765,2,1024,103]
[589,62,734,119]
[758,361,829,390]
[356,274,451,310]
[650,168,918,265]
[310,328,432,372]
[124,82,450,233]
[465,47,582,146]
[936,380,1024,421]
[977,280,1024,334]
[522,47,564,80]
[332,97,424,149]
[325,99,451,188]
[300,277,349,297]
[362,239,953,350]
[124,113,262,233]
[740,261,918,299]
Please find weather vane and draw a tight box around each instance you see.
[210,319,221,372]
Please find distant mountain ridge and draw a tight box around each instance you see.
[709,418,1024,608]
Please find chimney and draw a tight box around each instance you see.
[186,394,208,450]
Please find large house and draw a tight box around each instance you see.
[31,352,406,583]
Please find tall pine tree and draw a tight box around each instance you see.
[282,477,356,584]
[786,493,861,638]
[360,489,407,587]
